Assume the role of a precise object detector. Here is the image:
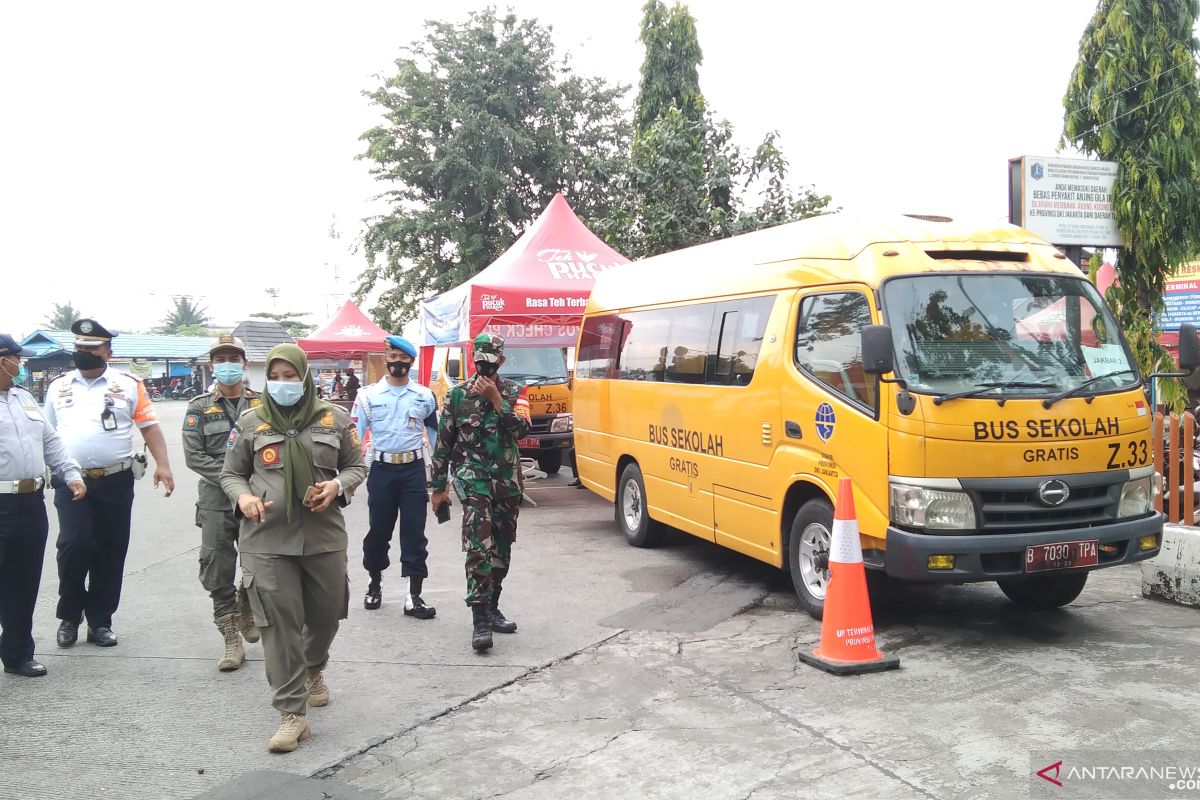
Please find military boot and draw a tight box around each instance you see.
[236,589,261,643]
[404,576,436,619]
[489,586,517,634]
[305,669,330,707]
[471,605,493,652]
[215,613,245,672]
[364,570,382,610]
[267,713,311,753]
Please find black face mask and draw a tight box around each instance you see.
[475,362,499,378]
[73,350,107,371]
[387,361,411,378]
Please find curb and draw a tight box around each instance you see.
[1141,524,1200,607]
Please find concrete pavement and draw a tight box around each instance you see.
[4,401,1200,800]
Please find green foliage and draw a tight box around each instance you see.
[174,324,211,337]
[356,8,631,330]
[634,0,704,133]
[1062,0,1200,406]
[157,297,210,335]
[249,312,314,339]
[44,302,85,330]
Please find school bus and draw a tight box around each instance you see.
[430,344,574,474]
[574,214,1197,618]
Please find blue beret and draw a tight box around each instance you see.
[384,335,417,358]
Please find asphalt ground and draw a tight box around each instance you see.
[3,400,1198,800]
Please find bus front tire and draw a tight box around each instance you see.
[997,572,1089,610]
[616,463,664,547]
[537,450,562,475]
[787,498,834,620]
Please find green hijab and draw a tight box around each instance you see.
[259,344,332,521]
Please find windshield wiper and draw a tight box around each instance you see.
[1041,369,1137,408]
[932,381,1060,405]
[524,375,568,387]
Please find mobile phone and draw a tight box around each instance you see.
[435,497,452,524]
[303,485,320,507]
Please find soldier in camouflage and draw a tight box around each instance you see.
[430,333,531,652]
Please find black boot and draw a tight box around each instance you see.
[471,605,493,652]
[405,576,436,619]
[489,586,517,634]
[364,570,382,610]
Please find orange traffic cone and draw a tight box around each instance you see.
[796,477,900,675]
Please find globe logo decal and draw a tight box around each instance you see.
[815,402,836,442]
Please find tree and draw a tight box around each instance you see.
[250,312,314,340]
[356,9,631,330]
[634,0,705,133]
[1062,0,1200,405]
[157,297,211,335]
[44,302,85,330]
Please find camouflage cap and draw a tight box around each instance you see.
[472,332,505,364]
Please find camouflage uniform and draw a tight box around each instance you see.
[430,336,531,607]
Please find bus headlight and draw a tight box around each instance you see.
[550,414,573,433]
[889,483,976,530]
[1118,476,1153,518]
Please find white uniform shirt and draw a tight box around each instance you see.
[0,386,81,483]
[43,367,159,468]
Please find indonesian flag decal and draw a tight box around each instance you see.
[1134,399,1147,416]
[514,386,531,423]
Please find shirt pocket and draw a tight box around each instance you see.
[311,431,341,471]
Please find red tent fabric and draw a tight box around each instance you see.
[297,300,391,359]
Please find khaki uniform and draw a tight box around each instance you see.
[181,389,260,620]
[219,405,366,715]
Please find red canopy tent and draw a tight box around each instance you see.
[297,300,391,360]
[416,193,629,383]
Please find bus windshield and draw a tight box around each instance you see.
[881,274,1138,398]
[498,346,569,384]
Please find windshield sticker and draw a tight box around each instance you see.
[1081,344,1128,375]
[816,403,836,442]
[973,416,1121,441]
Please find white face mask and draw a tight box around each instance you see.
[266,380,305,407]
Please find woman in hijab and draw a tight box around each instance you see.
[220,344,366,753]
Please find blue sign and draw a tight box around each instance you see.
[815,402,836,442]
[1030,162,1044,180]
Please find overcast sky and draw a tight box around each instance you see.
[2,0,1101,339]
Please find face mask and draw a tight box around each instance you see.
[266,380,305,407]
[73,350,106,371]
[2,358,25,384]
[213,363,244,386]
[387,361,412,378]
[475,362,498,378]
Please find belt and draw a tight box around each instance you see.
[0,477,44,494]
[81,457,134,480]
[374,449,423,465]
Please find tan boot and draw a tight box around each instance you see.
[236,589,261,643]
[267,712,310,753]
[215,614,245,672]
[305,669,330,707]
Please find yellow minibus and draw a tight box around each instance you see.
[573,214,1197,618]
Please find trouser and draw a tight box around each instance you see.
[240,550,348,715]
[567,447,578,477]
[363,459,429,578]
[55,469,134,629]
[197,506,242,620]
[461,478,521,606]
[0,491,49,667]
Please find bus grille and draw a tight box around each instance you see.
[528,416,553,435]
[961,474,1124,533]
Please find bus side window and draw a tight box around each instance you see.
[794,291,876,407]
[577,315,626,379]
[711,295,774,386]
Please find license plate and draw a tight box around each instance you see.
[518,437,540,449]
[1024,539,1099,573]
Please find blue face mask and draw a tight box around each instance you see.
[266,380,305,407]
[213,362,244,386]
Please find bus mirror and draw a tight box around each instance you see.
[447,358,462,380]
[861,325,894,375]
[1180,323,1200,372]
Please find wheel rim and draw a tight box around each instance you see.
[798,522,831,600]
[621,478,643,532]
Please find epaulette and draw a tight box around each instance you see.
[113,369,144,383]
[238,405,261,419]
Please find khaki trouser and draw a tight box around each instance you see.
[197,507,240,620]
[240,550,349,715]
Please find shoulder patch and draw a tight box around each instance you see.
[514,386,531,423]
[184,413,200,430]
[226,428,239,449]
[349,425,361,448]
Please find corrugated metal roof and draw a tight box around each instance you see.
[232,320,295,361]
[21,330,212,359]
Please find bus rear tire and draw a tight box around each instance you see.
[616,463,664,547]
[997,572,1089,610]
[537,451,562,475]
[788,498,834,620]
